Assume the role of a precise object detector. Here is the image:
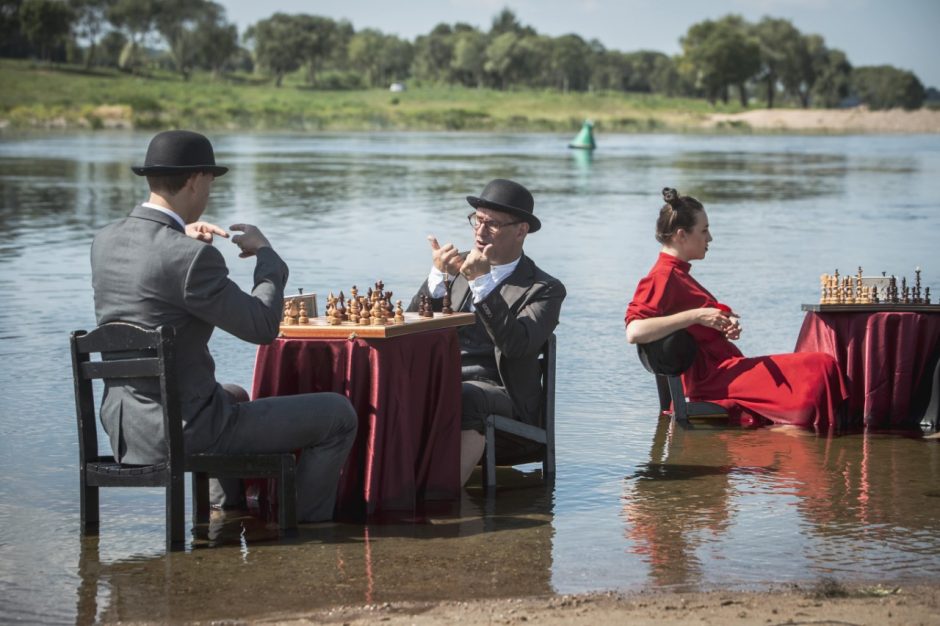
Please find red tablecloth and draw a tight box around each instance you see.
[794,311,940,428]
[250,328,462,520]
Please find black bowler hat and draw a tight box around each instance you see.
[466,178,541,232]
[131,130,228,177]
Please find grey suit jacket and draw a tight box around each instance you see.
[409,254,566,426]
[90,205,288,464]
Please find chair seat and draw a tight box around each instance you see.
[85,456,169,487]
[186,453,293,477]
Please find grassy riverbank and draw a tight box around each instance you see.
[1,58,742,132]
[5,59,939,134]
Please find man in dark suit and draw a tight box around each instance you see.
[409,179,566,485]
[91,130,357,522]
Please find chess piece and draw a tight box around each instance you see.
[926,286,931,304]
[298,301,308,324]
[283,300,295,325]
[287,299,300,325]
[394,300,405,324]
[914,267,922,304]
[819,274,827,305]
[337,291,347,321]
[359,301,371,325]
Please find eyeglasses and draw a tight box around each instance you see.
[467,212,522,233]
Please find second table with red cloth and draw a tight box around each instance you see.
[250,328,462,520]
[794,310,940,429]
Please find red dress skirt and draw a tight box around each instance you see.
[626,253,847,428]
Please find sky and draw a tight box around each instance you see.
[214,0,940,89]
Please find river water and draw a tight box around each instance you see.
[1,131,939,623]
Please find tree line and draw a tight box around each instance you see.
[0,0,930,110]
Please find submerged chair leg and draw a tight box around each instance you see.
[80,476,100,535]
[192,472,210,525]
[483,415,497,490]
[278,457,298,532]
[167,472,186,552]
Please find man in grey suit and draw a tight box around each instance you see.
[91,130,357,522]
[409,179,566,485]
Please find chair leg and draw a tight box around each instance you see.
[192,472,210,525]
[80,473,99,535]
[278,457,298,532]
[167,472,186,552]
[483,415,496,491]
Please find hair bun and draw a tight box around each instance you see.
[662,187,680,207]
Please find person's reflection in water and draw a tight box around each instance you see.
[622,417,737,588]
[76,473,556,621]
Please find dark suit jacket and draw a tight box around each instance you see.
[409,254,565,426]
[90,205,288,464]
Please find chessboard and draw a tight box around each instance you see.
[279,312,476,339]
[802,304,940,313]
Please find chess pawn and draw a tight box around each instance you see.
[283,300,295,325]
[925,286,931,304]
[359,302,371,325]
[819,274,828,305]
[298,301,308,324]
[394,300,405,324]
[371,298,386,325]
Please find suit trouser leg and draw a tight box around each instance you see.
[210,392,358,522]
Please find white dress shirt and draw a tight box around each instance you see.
[142,202,186,232]
[426,255,521,311]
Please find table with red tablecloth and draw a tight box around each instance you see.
[794,309,940,429]
[250,328,462,520]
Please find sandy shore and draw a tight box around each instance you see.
[265,584,940,625]
[706,107,940,133]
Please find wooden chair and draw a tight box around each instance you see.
[481,334,556,490]
[636,329,727,428]
[70,322,297,552]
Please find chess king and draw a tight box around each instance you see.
[408,178,567,486]
[90,130,357,521]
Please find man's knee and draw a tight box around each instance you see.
[322,392,358,437]
[222,383,249,403]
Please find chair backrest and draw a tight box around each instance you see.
[70,322,182,467]
[540,333,557,427]
[636,329,698,377]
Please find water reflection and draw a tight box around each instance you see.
[74,476,554,622]
[622,417,940,589]
[1,132,939,621]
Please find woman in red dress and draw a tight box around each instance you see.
[625,188,847,428]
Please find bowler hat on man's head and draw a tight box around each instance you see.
[466,178,541,232]
[131,130,228,177]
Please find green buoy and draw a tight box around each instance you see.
[569,120,596,150]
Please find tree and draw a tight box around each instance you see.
[19,0,74,61]
[412,23,455,83]
[489,7,534,37]
[97,28,125,66]
[753,17,805,108]
[245,13,307,86]
[680,15,761,105]
[153,0,207,79]
[108,0,156,71]
[70,0,113,68]
[852,65,926,110]
[191,3,239,77]
[450,28,486,87]
[348,29,413,87]
[549,34,591,92]
[806,35,852,108]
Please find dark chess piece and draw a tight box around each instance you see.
[926,286,931,304]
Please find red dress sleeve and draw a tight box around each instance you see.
[625,269,675,325]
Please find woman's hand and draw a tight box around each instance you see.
[723,317,742,340]
[694,307,734,332]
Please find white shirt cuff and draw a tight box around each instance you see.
[468,273,498,303]
[427,266,448,298]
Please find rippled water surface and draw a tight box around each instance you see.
[1,131,939,623]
